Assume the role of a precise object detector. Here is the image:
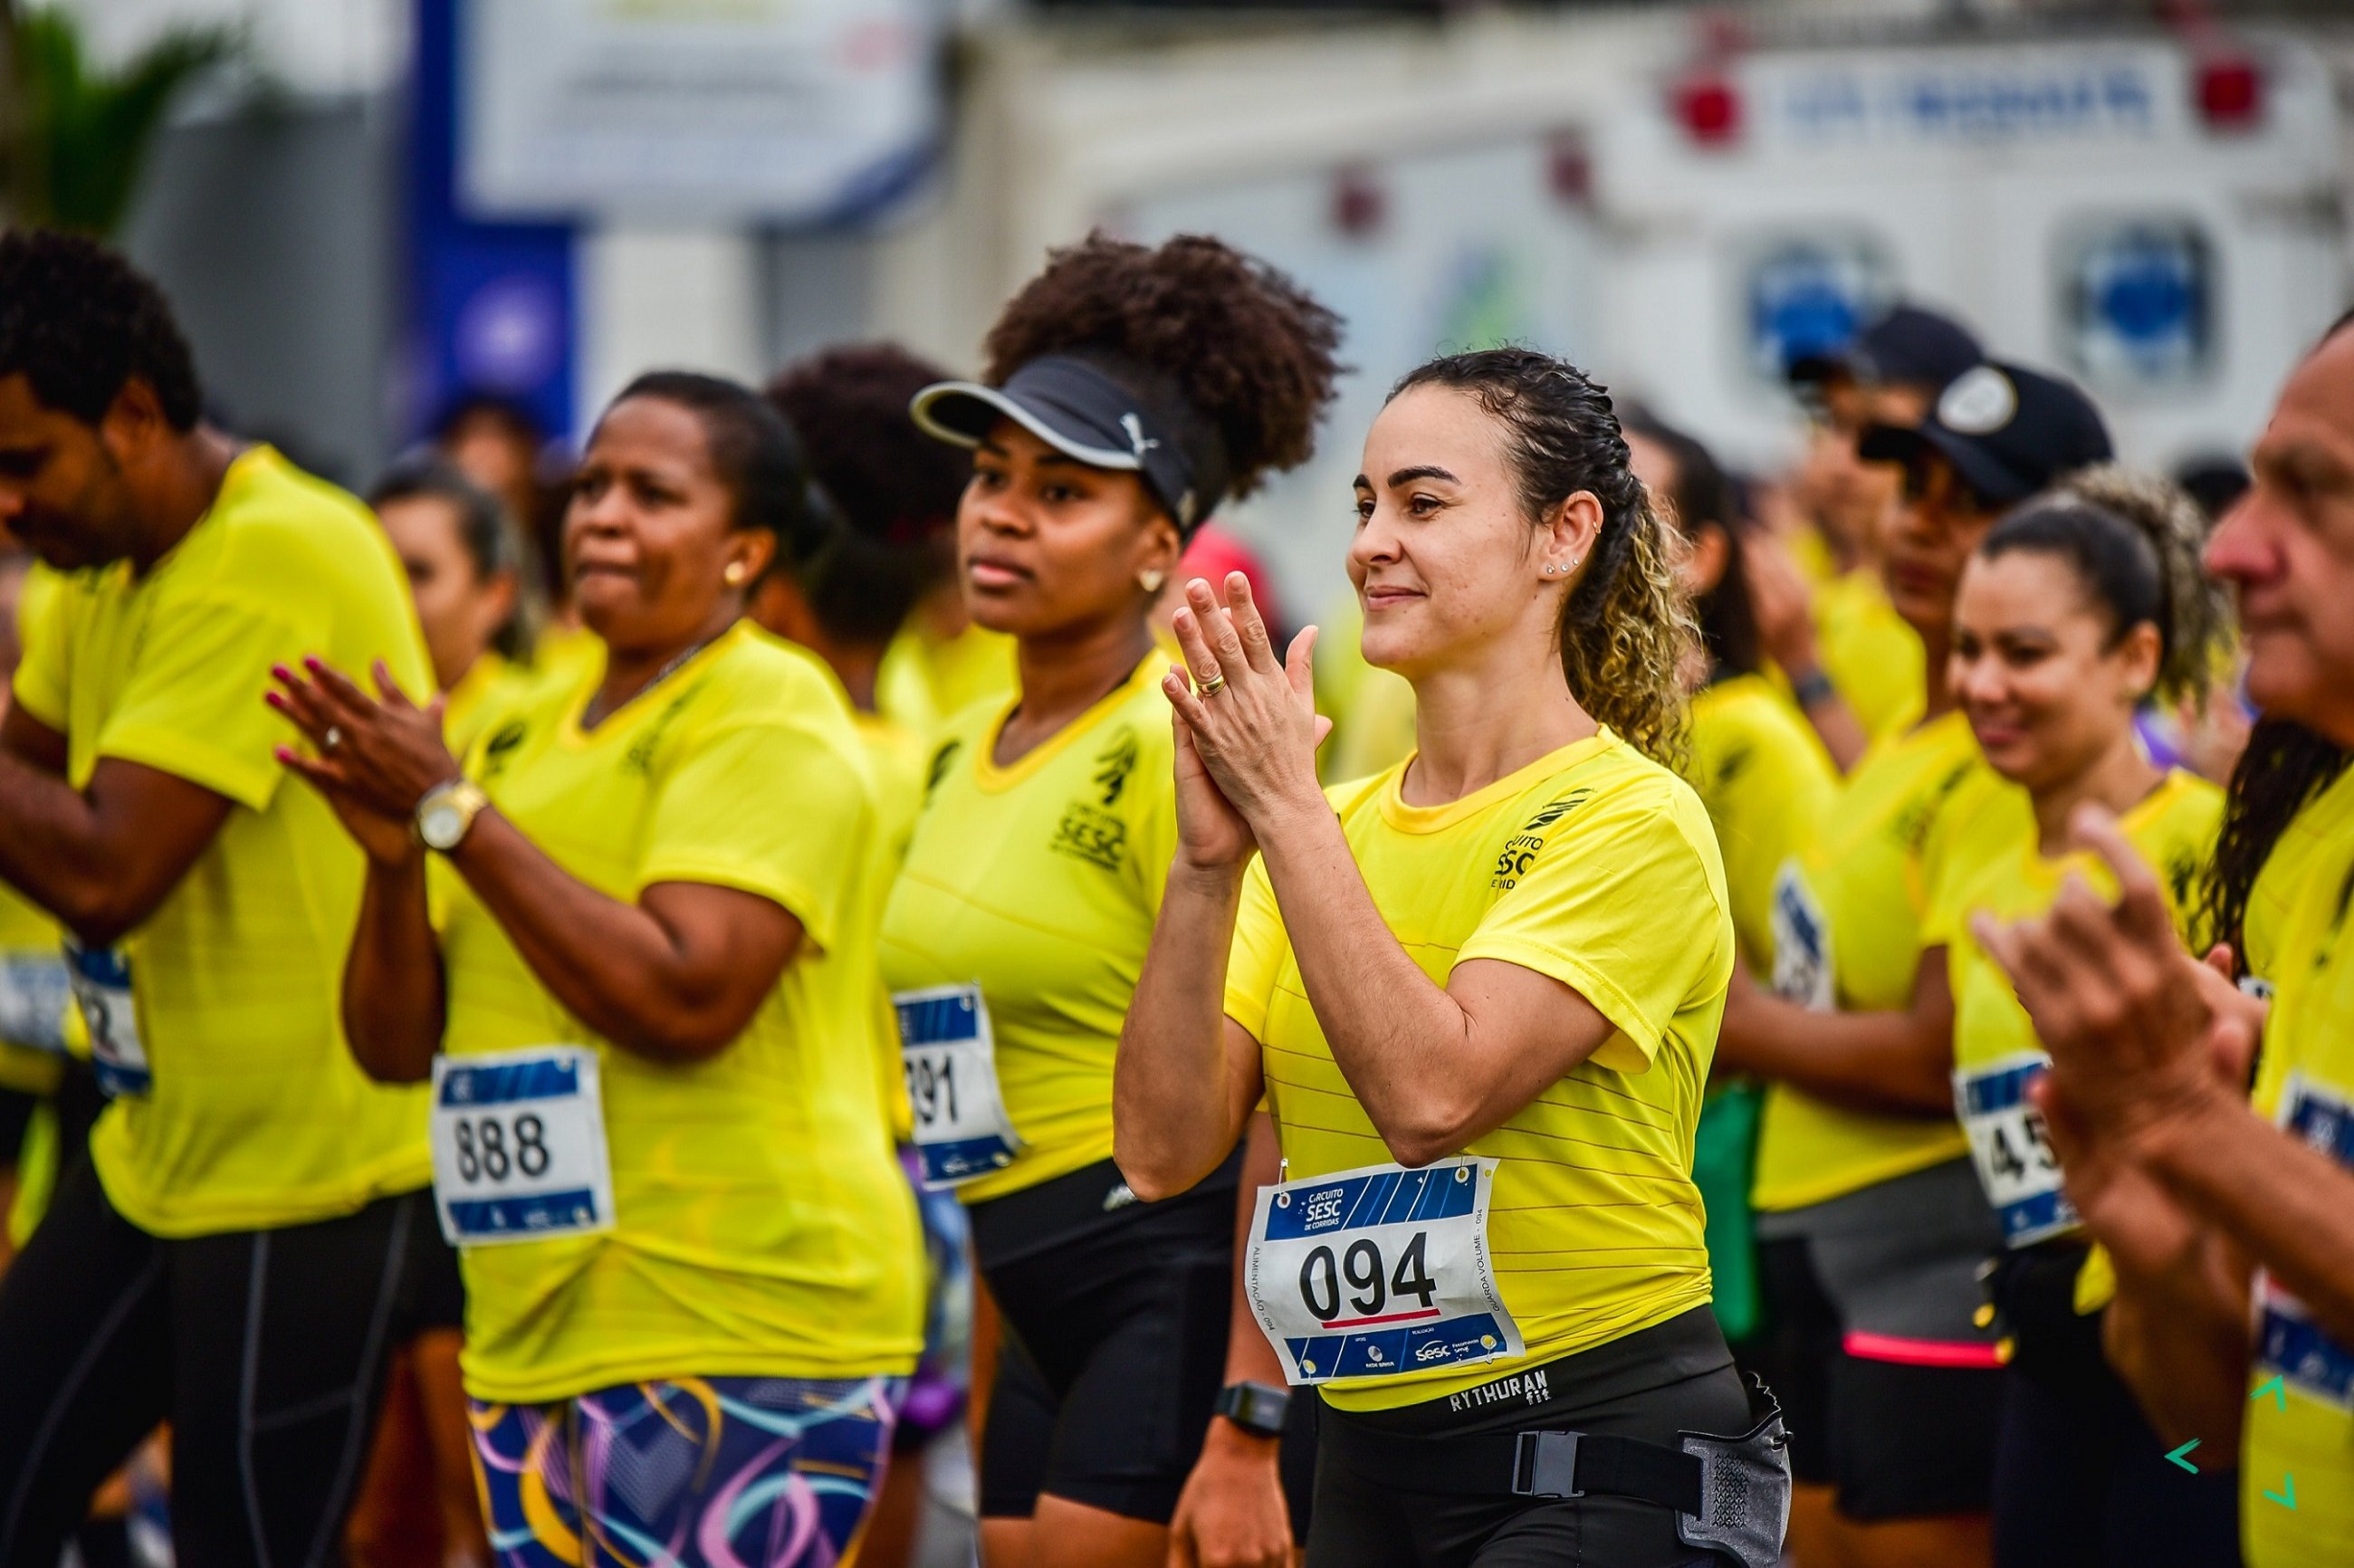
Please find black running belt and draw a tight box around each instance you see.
[1327,1422,1705,1514]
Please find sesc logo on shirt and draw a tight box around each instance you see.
[1490,789,1593,892]
[1048,728,1138,873]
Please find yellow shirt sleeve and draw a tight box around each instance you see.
[92,587,324,811]
[1457,779,1731,1074]
[11,568,70,732]
[637,717,871,955]
[1223,856,1285,1041]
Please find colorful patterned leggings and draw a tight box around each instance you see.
[469,1374,905,1566]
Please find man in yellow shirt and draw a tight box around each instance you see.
[1974,312,2354,1566]
[0,230,441,1563]
[1762,304,1979,770]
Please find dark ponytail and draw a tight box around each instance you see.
[2205,719,2349,970]
[1390,349,1698,767]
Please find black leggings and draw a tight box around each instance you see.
[0,1155,439,1567]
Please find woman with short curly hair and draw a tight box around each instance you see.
[1115,348,1782,1567]
[883,232,1342,1568]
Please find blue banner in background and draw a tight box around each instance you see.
[403,0,577,445]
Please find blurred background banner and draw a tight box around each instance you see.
[12,0,2352,594]
[459,0,944,225]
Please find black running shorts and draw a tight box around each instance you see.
[972,1149,1317,1529]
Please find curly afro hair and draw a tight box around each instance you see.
[0,228,201,429]
[764,342,966,646]
[766,343,968,550]
[981,232,1343,505]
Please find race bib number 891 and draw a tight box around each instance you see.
[430,1046,615,1247]
[895,984,1022,1190]
[1247,1157,1522,1385]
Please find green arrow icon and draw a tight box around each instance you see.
[2253,1375,2287,1410]
[2263,1473,2297,1511]
[2165,1440,2200,1472]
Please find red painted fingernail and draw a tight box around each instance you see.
[303,655,324,672]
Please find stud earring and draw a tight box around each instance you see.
[1139,569,1166,594]
[723,562,748,586]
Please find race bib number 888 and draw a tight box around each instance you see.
[430,1046,615,1247]
[1247,1157,1522,1386]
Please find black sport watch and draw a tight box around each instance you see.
[1213,1380,1291,1439]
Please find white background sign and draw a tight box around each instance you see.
[462,0,943,225]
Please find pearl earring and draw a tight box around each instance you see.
[1139,569,1166,594]
[723,562,748,586]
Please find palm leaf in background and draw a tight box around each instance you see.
[3,5,240,236]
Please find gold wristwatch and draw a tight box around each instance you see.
[416,779,490,853]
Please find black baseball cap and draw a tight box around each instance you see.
[1789,303,1984,394]
[1858,362,2113,509]
[910,355,1218,534]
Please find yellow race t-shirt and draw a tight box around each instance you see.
[2242,797,2354,1566]
[441,649,546,760]
[0,877,68,1095]
[1751,709,2024,1212]
[855,705,930,1143]
[878,655,1177,1204]
[1685,674,1839,970]
[439,622,921,1402]
[12,446,435,1236]
[2243,763,2354,990]
[877,617,1018,743]
[1936,770,2220,1295]
[1811,568,1926,744]
[1226,731,1734,1411]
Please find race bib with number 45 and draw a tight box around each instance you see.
[1955,1052,2076,1248]
[895,984,1023,1189]
[1246,1156,1522,1385]
[2257,1074,2354,1409]
[430,1046,615,1247]
[65,940,149,1098]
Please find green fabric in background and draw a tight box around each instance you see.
[1693,1080,1764,1343]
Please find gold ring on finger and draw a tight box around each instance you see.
[1197,673,1228,697]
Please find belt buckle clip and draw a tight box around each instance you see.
[1511,1429,1584,1500]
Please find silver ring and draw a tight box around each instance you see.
[1196,673,1228,697]
[322,726,343,752]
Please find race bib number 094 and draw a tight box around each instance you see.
[1955,1052,2076,1248]
[2257,1074,2354,1409]
[1247,1157,1522,1385]
[430,1047,615,1247]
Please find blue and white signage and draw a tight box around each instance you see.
[462,0,943,225]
